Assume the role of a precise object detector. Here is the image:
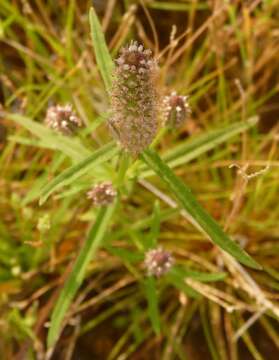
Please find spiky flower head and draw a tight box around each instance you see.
[163,91,191,128]
[87,182,116,206]
[109,41,159,156]
[45,104,83,136]
[144,246,174,277]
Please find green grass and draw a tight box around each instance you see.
[0,0,279,359]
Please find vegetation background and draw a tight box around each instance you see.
[0,0,279,359]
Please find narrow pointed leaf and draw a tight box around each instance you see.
[89,7,114,92]
[8,113,90,161]
[166,268,200,298]
[143,276,161,335]
[145,201,160,250]
[172,266,227,283]
[39,142,118,205]
[140,117,259,178]
[47,204,115,348]
[141,149,261,270]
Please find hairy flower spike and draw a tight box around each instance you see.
[87,182,116,206]
[45,104,83,136]
[109,41,159,156]
[144,246,174,277]
[163,91,191,128]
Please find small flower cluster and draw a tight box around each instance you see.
[144,246,174,277]
[45,104,83,136]
[87,182,116,206]
[109,41,158,156]
[163,91,190,128]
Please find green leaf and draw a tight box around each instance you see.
[39,142,118,205]
[106,246,143,263]
[47,204,115,348]
[8,113,91,161]
[166,268,200,298]
[139,117,259,178]
[145,201,160,250]
[148,1,208,11]
[143,276,161,335]
[8,308,36,341]
[141,149,261,270]
[23,153,66,205]
[200,303,221,360]
[89,7,115,92]
[171,265,227,283]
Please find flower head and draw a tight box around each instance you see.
[109,41,159,156]
[144,246,174,277]
[87,182,116,206]
[163,91,191,128]
[45,104,83,135]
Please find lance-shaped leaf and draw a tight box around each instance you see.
[143,276,161,335]
[141,148,261,270]
[39,142,118,205]
[47,204,116,348]
[89,7,114,92]
[139,117,259,178]
[8,113,90,161]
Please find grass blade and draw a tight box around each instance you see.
[172,266,227,283]
[145,201,160,250]
[8,113,91,161]
[141,149,261,270]
[143,276,161,335]
[200,303,221,360]
[89,7,114,92]
[163,117,258,165]
[47,204,116,348]
[139,117,259,178]
[148,1,209,11]
[166,268,200,298]
[39,142,118,205]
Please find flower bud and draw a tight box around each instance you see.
[163,91,190,128]
[45,104,83,136]
[144,246,174,277]
[87,182,116,206]
[109,41,159,156]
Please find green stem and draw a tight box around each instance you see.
[116,150,130,187]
